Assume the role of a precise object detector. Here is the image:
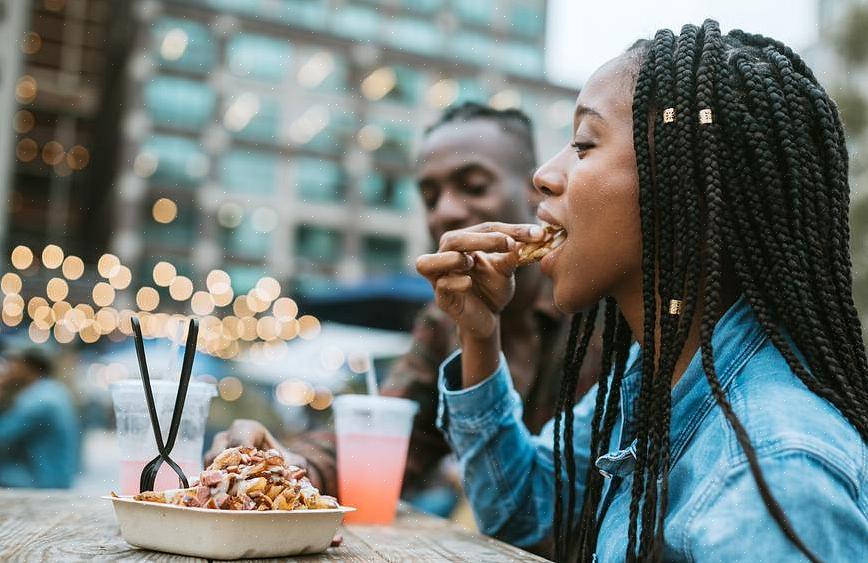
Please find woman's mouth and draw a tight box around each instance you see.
[517,221,567,267]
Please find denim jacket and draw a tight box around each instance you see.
[437,298,867,561]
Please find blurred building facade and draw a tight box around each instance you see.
[2,0,131,263]
[106,0,577,306]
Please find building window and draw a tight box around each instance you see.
[144,199,195,248]
[141,135,209,187]
[385,18,443,56]
[453,0,495,27]
[220,150,279,195]
[144,76,216,131]
[361,173,416,211]
[331,5,381,41]
[226,33,292,83]
[152,18,216,75]
[500,42,544,77]
[295,158,345,203]
[222,215,271,259]
[223,93,280,143]
[450,32,495,67]
[297,225,343,265]
[509,1,545,39]
[295,50,348,93]
[363,235,406,274]
[401,0,443,14]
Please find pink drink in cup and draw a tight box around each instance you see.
[110,379,216,495]
[333,395,418,524]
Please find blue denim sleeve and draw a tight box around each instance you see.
[685,448,868,562]
[0,392,49,447]
[437,350,597,548]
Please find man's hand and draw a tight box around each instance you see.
[204,419,305,469]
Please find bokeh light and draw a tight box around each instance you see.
[97,253,121,278]
[191,291,215,316]
[41,141,65,165]
[276,379,315,406]
[206,269,231,294]
[92,282,115,307]
[1,273,22,295]
[169,275,194,301]
[152,198,178,224]
[309,387,334,411]
[153,261,177,287]
[218,376,243,401]
[61,255,84,280]
[15,138,38,162]
[298,315,321,340]
[136,287,159,311]
[109,265,132,290]
[46,277,68,302]
[15,75,37,104]
[13,110,35,133]
[66,145,90,170]
[272,297,298,321]
[42,244,64,269]
[11,246,34,270]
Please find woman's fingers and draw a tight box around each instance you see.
[416,251,473,279]
[460,222,546,243]
[439,231,517,253]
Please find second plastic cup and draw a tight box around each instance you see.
[333,395,418,524]
[110,379,216,495]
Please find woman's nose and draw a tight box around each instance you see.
[532,151,568,198]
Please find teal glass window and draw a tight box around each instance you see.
[296,50,348,93]
[220,150,279,195]
[402,0,442,14]
[152,18,216,75]
[142,135,209,187]
[360,173,416,211]
[226,264,266,293]
[363,236,406,274]
[144,199,195,248]
[450,32,495,67]
[372,121,413,165]
[510,1,545,39]
[226,34,292,82]
[295,158,345,203]
[271,0,328,30]
[454,0,495,27]
[501,42,544,77]
[382,66,423,106]
[222,215,270,258]
[331,5,380,41]
[297,225,342,264]
[144,76,216,131]
[455,78,489,104]
[385,18,442,56]
[225,94,280,143]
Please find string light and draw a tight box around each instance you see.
[97,254,121,278]
[13,110,35,133]
[152,198,177,224]
[27,296,48,318]
[15,138,38,162]
[298,315,321,340]
[92,282,115,307]
[42,244,64,269]
[153,261,177,287]
[66,145,90,170]
[46,277,68,301]
[206,270,231,294]
[272,297,298,321]
[41,141,64,165]
[1,273,22,295]
[11,246,34,269]
[191,291,215,316]
[61,255,84,280]
[169,275,193,301]
[136,287,159,311]
[109,265,132,290]
[218,376,243,401]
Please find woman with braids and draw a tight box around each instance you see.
[416,19,867,562]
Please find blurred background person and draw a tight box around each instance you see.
[0,348,79,488]
[208,102,602,520]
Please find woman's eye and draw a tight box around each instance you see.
[570,141,594,158]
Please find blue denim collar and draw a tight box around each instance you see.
[597,296,767,477]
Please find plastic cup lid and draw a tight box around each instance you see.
[109,379,217,398]
[332,394,418,415]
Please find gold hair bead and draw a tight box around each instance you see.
[663,108,676,123]
[668,299,683,316]
[699,108,713,124]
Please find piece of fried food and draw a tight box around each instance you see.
[516,225,566,266]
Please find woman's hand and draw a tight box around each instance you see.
[416,222,544,386]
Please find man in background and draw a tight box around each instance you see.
[207,102,599,516]
[0,348,79,488]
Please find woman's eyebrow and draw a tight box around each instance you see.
[573,104,606,133]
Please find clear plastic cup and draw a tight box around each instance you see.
[110,380,216,495]
[333,395,418,524]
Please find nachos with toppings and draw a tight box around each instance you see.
[131,446,338,511]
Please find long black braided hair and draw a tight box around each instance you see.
[551,19,868,562]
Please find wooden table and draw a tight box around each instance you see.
[0,489,548,562]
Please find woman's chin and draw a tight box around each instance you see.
[553,284,601,315]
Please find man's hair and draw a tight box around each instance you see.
[551,20,868,563]
[424,101,538,173]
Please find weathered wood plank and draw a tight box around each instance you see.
[0,490,548,562]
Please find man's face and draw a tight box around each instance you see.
[416,119,538,245]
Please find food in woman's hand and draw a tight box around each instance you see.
[131,446,339,511]
[517,223,566,266]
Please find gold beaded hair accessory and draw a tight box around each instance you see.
[699,108,713,124]
[668,299,683,316]
[663,108,676,123]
